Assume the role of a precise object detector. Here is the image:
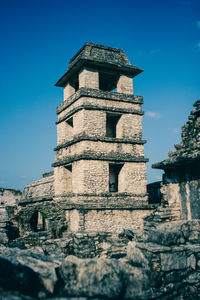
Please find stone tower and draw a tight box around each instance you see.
[52,43,151,234]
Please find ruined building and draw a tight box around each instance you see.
[1,43,199,256]
[152,100,200,220]
[0,44,200,299]
[10,43,157,243]
[52,43,154,234]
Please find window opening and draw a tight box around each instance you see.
[99,71,119,91]
[109,164,123,192]
[66,117,73,127]
[65,164,72,172]
[106,113,121,138]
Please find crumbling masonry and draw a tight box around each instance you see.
[152,100,200,221]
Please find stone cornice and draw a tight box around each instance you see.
[54,135,146,151]
[19,196,53,206]
[53,197,157,210]
[152,154,200,170]
[52,152,149,167]
[56,104,143,124]
[56,88,143,114]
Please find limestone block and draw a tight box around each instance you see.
[187,254,196,270]
[79,67,99,89]
[160,251,187,271]
[0,245,62,297]
[117,75,133,94]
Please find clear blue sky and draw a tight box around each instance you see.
[0,0,200,191]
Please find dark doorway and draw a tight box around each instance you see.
[30,211,47,232]
[109,164,123,192]
[106,113,121,138]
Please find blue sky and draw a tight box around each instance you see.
[0,0,200,190]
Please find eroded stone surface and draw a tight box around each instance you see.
[0,220,199,299]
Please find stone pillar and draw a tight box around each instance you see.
[54,166,72,195]
[118,162,147,194]
[64,83,75,100]
[57,120,73,145]
[117,114,142,139]
[72,160,109,193]
[117,75,133,94]
[79,67,99,89]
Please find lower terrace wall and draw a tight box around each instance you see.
[15,202,154,239]
[67,208,152,236]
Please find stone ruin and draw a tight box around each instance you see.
[152,100,200,220]
[0,43,199,299]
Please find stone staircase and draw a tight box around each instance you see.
[143,203,181,232]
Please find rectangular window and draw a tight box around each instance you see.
[109,164,123,192]
[64,164,72,192]
[106,113,121,138]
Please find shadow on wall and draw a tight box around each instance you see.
[147,181,162,204]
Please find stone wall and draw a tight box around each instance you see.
[54,160,147,196]
[126,219,200,299]
[1,219,200,299]
[119,162,147,194]
[0,188,21,206]
[72,160,108,194]
[65,208,151,236]
[54,166,72,195]
[15,201,153,241]
[0,188,21,245]
[83,209,151,235]
[20,172,54,204]
[161,179,200,220]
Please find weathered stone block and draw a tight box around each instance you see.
[160,251,187,271]
[57,255,124,298]
[126,241,149,268]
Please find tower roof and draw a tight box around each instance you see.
[55,43,143,87]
